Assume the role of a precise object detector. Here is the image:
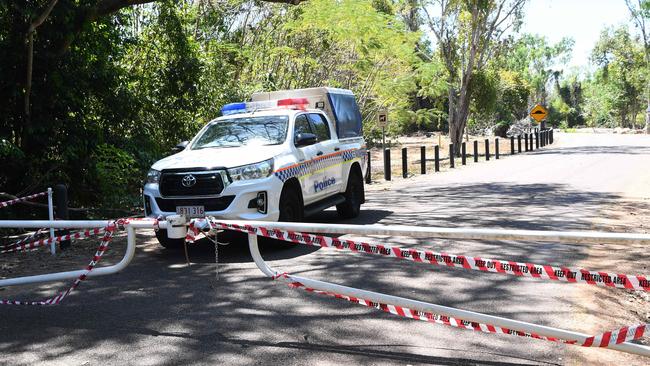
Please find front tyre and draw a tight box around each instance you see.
[337,168,363,219]
[155,229,185,250]
[264,184,304,250]
[278,185,304,222]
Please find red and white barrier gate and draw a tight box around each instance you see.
[187,218,650,357]
[0,218,164,290]
[1,216,648,357]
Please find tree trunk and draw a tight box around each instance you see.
[646,97,650,134]
[22,31,34,147]
[447,86,471,156]
[22,0,60,148]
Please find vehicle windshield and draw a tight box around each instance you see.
[191,116,289,149]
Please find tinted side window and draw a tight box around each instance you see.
[294,115,312,137]
[328,93,362,138]
[308,113,331,141]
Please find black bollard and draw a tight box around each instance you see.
[550,129,554,144]
[495,138,500,159]
[517,135,522,152]
[485,139,490,161]
[510,136,515,155]
[434,145,440,172]
[420,146,426,174]
[473,140,478,162]
[535,130,539,149]
[402,147,408,178]
[461,142,467,165]
[449,144,455,168]
[365,151,371,184]
[383,148,391,181]
[525,133,529,151]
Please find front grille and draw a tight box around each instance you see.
[155,196,235,212]
[159,170,225,197]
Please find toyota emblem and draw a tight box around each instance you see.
[181,174,197,188]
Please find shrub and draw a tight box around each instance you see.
[93,144,141,208]
[494,121,511,138]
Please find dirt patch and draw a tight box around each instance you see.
[567,197,650,365]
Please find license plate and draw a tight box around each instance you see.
[176,205,205,218]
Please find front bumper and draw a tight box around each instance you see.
[143,175,282,221]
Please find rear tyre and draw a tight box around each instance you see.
[337,168,363,219]
[155,229,185,250]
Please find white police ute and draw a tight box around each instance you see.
[143,87,367,248]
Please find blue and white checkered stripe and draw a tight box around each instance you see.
[342,148,366,161]
[273,148,365,183]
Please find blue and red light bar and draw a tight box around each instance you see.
[221,98,309,116]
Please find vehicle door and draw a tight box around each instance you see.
[308,112,344,195]
[293,113,323,204]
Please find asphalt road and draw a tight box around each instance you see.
[1,132,649,365]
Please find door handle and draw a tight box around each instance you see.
[334,147,340,151]
[316,151,324,156]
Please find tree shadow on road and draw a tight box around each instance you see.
[1,182,648,365]
[529,145,650,156]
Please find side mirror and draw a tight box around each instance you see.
[172,140,189,153]
[295,133,317,147]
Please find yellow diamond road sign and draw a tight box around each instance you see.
[530,104,548,122]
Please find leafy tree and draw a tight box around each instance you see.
[626,0,650,132]
[585,26,646,128]
[422,0,526,154]
[499,34,573,106]
[495,69,530,122]
[582,78,618,127]
[1,0,421,207]
[0,0,304,206]
[125,2,204,153]
[237,0,419,133]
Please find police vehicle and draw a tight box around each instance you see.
[143,87,367,248]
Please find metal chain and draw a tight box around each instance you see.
[203,227,226,285]
[214,230,219,282]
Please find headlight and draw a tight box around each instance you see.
[228,159,273,181]
[146,169,161,184]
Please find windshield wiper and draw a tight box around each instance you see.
[195,144,240,149]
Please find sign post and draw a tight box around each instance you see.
[378,109,388,152]
[530,104,548,130]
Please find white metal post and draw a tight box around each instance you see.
[47,187,55,255]
[226,219,650,244]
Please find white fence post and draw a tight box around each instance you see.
[47,187,55,255]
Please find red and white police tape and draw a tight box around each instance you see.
[272,272,647,349]
[0,228,105,254]
[0,229,45,250]
[0,221,123,305]
[186,219,649,349]
[0,191,48,209]
[186,220,201,243]
[206,221,649,292]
